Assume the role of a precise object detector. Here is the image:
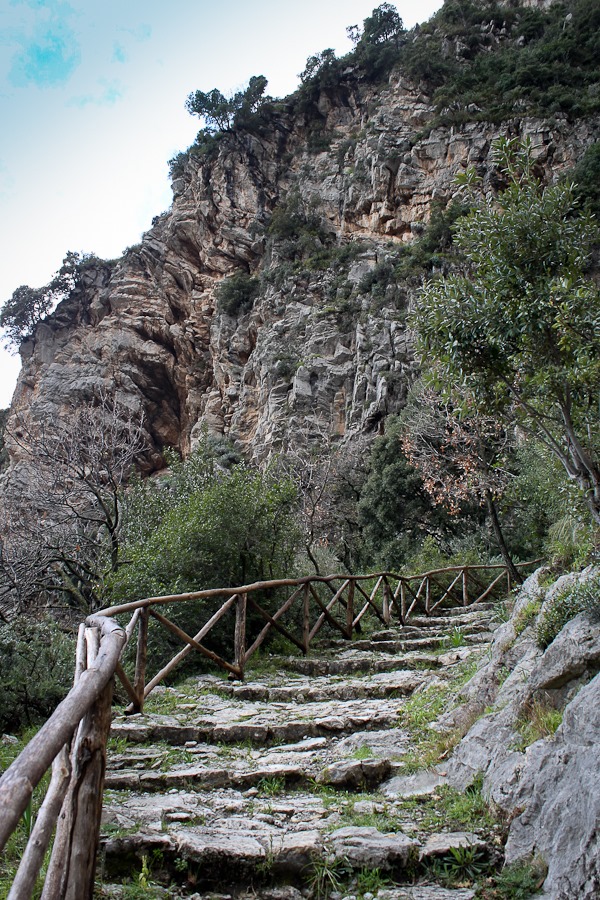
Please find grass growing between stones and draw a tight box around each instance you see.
[514,699,563,750]
[475,858,547,899]
[394,658,479,774]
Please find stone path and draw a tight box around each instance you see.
[99,604,500,899]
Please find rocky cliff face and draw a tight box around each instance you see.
[5,11,599,469]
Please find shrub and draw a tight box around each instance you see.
[215,271,260,316]
[0,619,74,733]
[536,572,600,648]
[109,442,301,672]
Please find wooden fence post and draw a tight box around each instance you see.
[234,593,247,677]
[400,581,407,623]
[346,581,355,638]
[462,568,469,607]
[133,606,149,713]
[382,580,391,626]
[303,584,311,653]
[41,628,113,900]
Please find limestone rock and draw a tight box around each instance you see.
[503,674,600,900]
[327,826,418,869]
[316,757,392,789]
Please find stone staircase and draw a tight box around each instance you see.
[98,604,501,899]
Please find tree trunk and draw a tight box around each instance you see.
[484,489,522,585]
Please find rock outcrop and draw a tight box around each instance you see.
[4,57,599,467]
[441,568,600,900]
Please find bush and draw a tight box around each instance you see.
[215,271,260,316]
[0,619,74,733]
[109,442,301,671]
[536,572,600,648]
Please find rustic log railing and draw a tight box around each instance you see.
[0,560,537,898]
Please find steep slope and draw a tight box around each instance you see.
[4,0,600,468]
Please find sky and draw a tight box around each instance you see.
[0,0,444,408]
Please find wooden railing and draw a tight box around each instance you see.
[0,561,536,898]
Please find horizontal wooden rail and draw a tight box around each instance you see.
[0,559,539,898]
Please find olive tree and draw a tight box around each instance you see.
[413,138,600,524]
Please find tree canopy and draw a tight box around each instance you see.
[412,137,600,523]
[185,75,270,133]
[0,251,98,350]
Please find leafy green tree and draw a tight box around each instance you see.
[413,137,600,524]
[0,251,98,350]
[185,75,270,134]
[357,3,404,47]
[356,417,460,570]
[0,285,53,349]
[111,442,300,601]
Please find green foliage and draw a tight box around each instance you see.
[267,191,332,264]
[355,416,474,571]
[306,856,351,899]
[477,859,547,899]
[570,141,600,218]
[113,452,299,601]
[513,598,542,637]
[515,700,563,750]
[536,572,600,648]
[0,619,74,733]
[403,0,600,122]
[428,842,492,887]
[185,75,271,134]
[0,251,102,349]
[215,271,260,316]
[413,137,600,525]
[110,437,300,670]
[0,284,54,349]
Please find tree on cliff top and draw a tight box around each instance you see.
[412,137,600,525]
[185,75,270,134]
[0,251,96,350]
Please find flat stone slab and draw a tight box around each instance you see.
[381,771,447,799]
[327,826,419,869]
[376,888,475,900]
[419,831,486,860]
[111,694,407,746]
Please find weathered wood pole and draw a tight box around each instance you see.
[133,605,149,712]
[400,581,407,623]
[462,568,469,607]
[382,580,391,626]
[41,629,114,900]
[8,746,72,900]
[302,583,311,653]
[234,592,247,678]
[345,581,355,638]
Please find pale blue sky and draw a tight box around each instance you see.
[0,0,443,407]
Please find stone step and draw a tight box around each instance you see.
[106,726,415,792]
[338,632,492,655]
[100,801,487,897]
[199,667,427,703]
[100,886,476,900]
[111,694,406,748]
[280,645,480,676]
